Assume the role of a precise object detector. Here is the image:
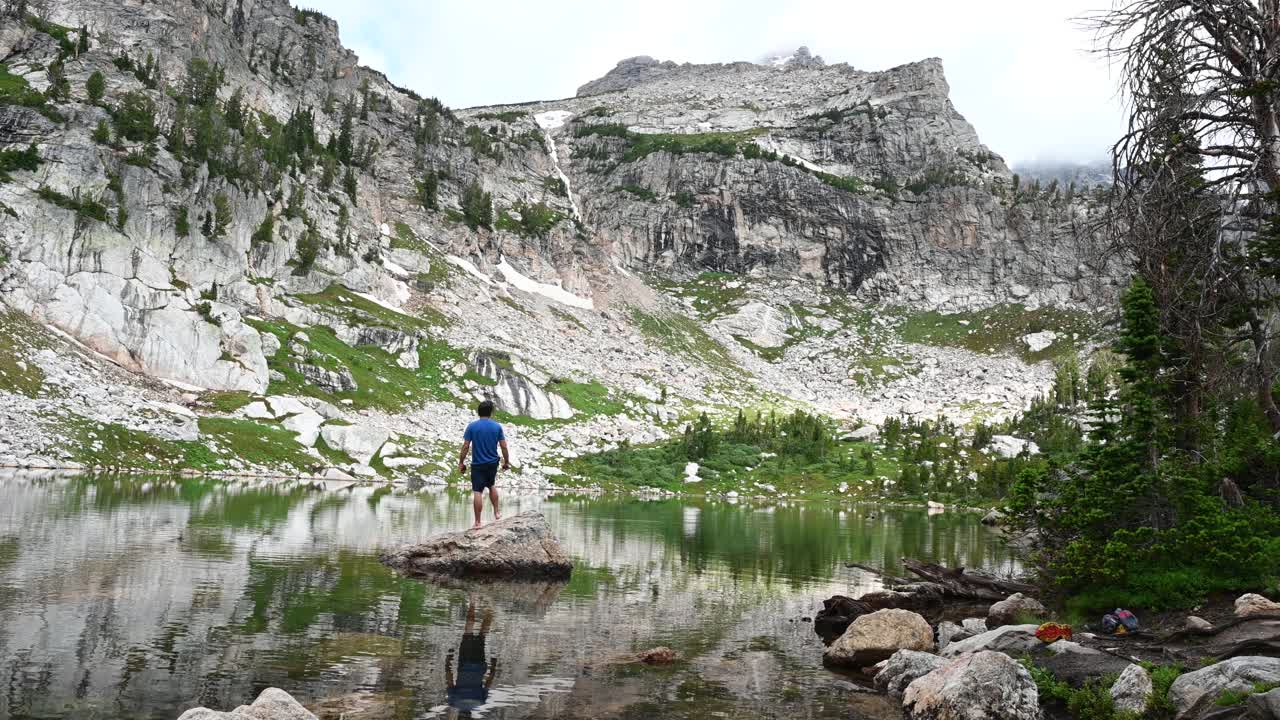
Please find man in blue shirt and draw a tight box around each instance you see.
[459,400,510,529]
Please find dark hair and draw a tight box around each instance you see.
[477,400,495,417]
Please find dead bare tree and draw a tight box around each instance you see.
[1093,0,1280,434]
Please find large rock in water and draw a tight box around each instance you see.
[1168,657,1280,720]
[177,688,316,720]
[380,512,573,580]
[875,649,948,697]
[823,608,934,668]
[903,650,1042,720]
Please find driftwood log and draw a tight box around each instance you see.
[817,558,1034,643]
[847,558,1035,601]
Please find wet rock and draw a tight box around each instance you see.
[987,593,1048,629]
[941,624,1041,658]
[903,651,1040,720]
[1236,594,1280,618]
[1168,657,1280,720]
[1110,664,1153,715]
[639,647,677,665]
[823,608,935,668]
[814,595,873,643]
[875,649,947,697]
[176,687,317,720]
[380,512,573,580]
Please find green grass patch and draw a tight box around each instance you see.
[550,379,628,417]
[563,410,894,497]
[201,391,255,414]
[248,318,472,412]
[0,309,47,396]
[295,283,448,330]
[898,303,1102,362]
[36,187,109,222]
[196,417,316,472]
[630,307,741,375]
[475,110,526,123]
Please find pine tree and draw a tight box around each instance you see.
[251,211,274,245]
[212,193,232,237]
[342,166,358,204]
[85,71,105,103]
[175,207,190,237]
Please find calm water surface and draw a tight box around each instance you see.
[0,473,1017,720]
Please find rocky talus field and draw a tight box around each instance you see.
[0,0,1122,493]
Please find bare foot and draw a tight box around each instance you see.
[494,514,502,521]
[471,522,482,530]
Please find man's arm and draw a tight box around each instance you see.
[499,439,510,470]
[458,440,471,474]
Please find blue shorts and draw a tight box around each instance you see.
[470,462,498,492]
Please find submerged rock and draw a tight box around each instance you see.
[903,650,1041,720]
[639,647,677,665]
[380,512,573,580]
[176,687,316,720]
[823,608,934,668]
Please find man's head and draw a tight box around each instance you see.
[477,400,495,418]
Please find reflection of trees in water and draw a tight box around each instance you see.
[548,498,1018,588]
[0,476,1019,720]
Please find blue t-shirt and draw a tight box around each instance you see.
[464,419,505,465]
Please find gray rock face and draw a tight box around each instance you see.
[711,301,796,348]
[472,351,573,420]
[176,687,317,720]
[1110,664,1153,715]
[903,650,1041,720]
[1247,688,1280,720]
[290,363,358,393]
[380,512,574,580]
[875,649,948,697]
[987,593,1048,628]
[1168,657,1280,720]
[823,608,935,668]
[941,624,1041,658]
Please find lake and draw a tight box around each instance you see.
[0,472,1017,720]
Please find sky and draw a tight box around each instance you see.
[295,0,1127,166]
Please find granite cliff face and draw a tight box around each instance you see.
[0,0,1119,481]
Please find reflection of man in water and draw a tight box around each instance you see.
[446,598,498,717]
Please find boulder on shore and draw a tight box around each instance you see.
[823,608,934,668]
[1168,656,1280,720]
[987,592,1048,628]
[1110,664,1153,715]
[875,649,948,697]
[177,688,316,720]
[903,650,1041,720]
[941,624,1041,658]
[380,512,573,580]
[1235,593,1280,618]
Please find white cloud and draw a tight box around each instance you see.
[297,0,1126,165]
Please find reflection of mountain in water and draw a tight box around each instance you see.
[0,473,1017,719]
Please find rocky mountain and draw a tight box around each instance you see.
[0,0,1121,485]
